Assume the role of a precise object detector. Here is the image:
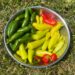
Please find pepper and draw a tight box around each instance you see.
[53,37,64,53]
[50,22,63,37]
[29,8,33,15]
[56,42,66,58]
[42,54,50,64]
[28,49,34,64]
[7,25,31,44]
[10,33,30,51]
[36,15,40,23]
[36,50,52,57]
[41,10,57,26]
[32,22,51,31]
[31,12,36,23]
[42,40,49,50]
[32,15,52,31]
[32,29,49,40]
[15,13,25,21]
[27,37,45,49]
[48,31,60,52]
[50,53,57,61]
[6,21,19,37]
[22,8,29,27]
[45,31,51,40]
[16,44,28,61]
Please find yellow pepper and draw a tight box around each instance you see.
[28,49,34,64]
[27,37,45,49]
[32,22,51,31]
[53,38,64,53]
[40,16,43,24]
[48,31,60,52]
[32,29,49,40]
[36,15,40,23]
[50,22,63,37]
[16,44,28,61]
[32,15,52,31]
[45,31,51,40]
[36,50,52,57]
[42,40,49,50]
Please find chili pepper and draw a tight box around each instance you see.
[22,8,29,27]
[6,21,19,37]
[42,54,50,64]
[42,40,49,50]
[28,49,34,64]
[56,43,66,58]
[48,31,60,52]
[36,50,52,57]
[16,44,28,61]
[50,53,57,61]
[27,37,45,49]
[50,22,63,37]
[29,8,33,15]
[36,15,40,23]
[32,15,52,30]
[34,56,41,62]
[41,10,57,26]
[7,25,31,44]
[10,33,30,51]
[43,16,57,26]
[53,38,64,53]
[40,10,56,19]
[32,29,49,40]
[45,31,51,40]
[31,12,36,23]
[32,22,51,31]
[15,13,25,21]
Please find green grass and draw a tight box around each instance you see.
[0,0,75,75]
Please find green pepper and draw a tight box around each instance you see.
[22,9,29,27]
[6,21,19,37]
[31,12,36,23]
[10,33,30,51]
[7,25,31,44]
[28,8,33,15]
[15,13,25,21]
[28,49,34,64]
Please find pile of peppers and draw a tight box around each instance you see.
[6,8,65,65]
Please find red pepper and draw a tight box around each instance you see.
[42,54,50,64]
[40,10,57,26]
[50,53,57,61]
[34,56,41,62]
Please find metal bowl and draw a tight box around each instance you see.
[4,6,70,68]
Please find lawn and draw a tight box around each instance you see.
[0,0,75,75]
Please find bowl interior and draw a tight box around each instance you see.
[4,6,70,68]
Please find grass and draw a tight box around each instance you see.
[0,0,75,75]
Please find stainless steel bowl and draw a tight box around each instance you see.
[4,6,70,68]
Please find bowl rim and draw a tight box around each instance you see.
[3,6,71,68]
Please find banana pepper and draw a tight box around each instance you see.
[27,37,45,49]
[16,44,27,61]
[48,31,60,52]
